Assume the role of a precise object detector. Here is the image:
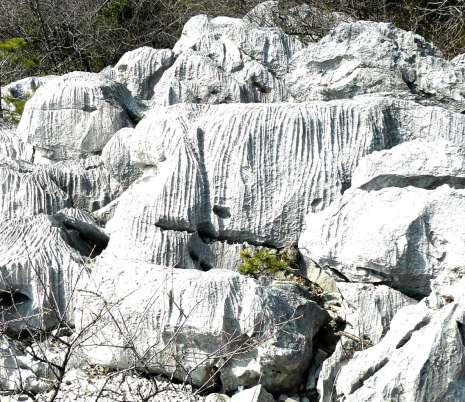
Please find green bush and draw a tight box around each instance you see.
[4,96,26,115]
[239,248,293,278]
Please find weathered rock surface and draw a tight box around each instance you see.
[77,262,328,393]
[3,4,465,400]
[300,140,465,297]
[328,279,465,402]
[0,213,87,332]
[101,128,142,189]
[301,185,465,297]
[0,128,34,161]
[111,47,174,100]
[152,14,303,105]
[352,139,465,190]
[231,385,274,402]
[0,163,68,221]
[2,76,58,101]
[44,156,120,212]
[317,284,415,401]
[287,21,465,111]
[0,336,53,394]
[103,97,465,270]
[17,72,144,160]
[245,0,353,40]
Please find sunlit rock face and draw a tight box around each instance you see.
[3,4,465,399]
[17,72,143,160]
[287,21,465,112]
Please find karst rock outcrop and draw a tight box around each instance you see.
[1,2,465,400]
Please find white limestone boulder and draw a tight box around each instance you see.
[286,21,465,111]
[0,128,34,161]
[112,47,174,100]
[316,284,415,401]
[300,138,465,297]
[0,213,97,333]
[245,0,354,41]
[76,262,328,393]
[328,280,465,402]
[352,139,465,190]
[44,156,121,212]
[2,76,58,101]
[17,72,144,160]
[152,49,244,105]
[104,98,398,269]
[0,164,69,221]
[300,185,465,297]
[101,127,142,189]
[152,14,303,105]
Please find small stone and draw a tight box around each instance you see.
[205,394,231,402]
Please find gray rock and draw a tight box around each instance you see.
[17,72,144,160]
[76,263,328,393]
[352,139,465,190]
[152,14,303,105]
[300,139,465,297]
[328,280,465,402]
[34,368,201,401]
[112,47,174,100]
[300,185,465,297]
[316,284,415,401]
[103,97,465,270]
[287,21,465,111]
[0,336,53,394]
[2,76,58,101]
[0,213,94,333]
[231,385,275,402]
[101,127,142,189]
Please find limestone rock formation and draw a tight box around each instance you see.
[286,21,465,111]
[300,140,465,297]
[245,0,353,40]
[329,280,465,401]
[0,212,95,333]
[44,156,120,212]
[352,139,465,190]
[317,284,415,401]
[17,72,144,160]
[152,14,303,105]
[0,128,34,161]
[101,127,142,189]
[2,76,58,101]
[2,3,465,401]
[103,97,465,271]
[111,47,174,100]
[77,263,328,393]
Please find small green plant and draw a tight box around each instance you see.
[4,96,27,115]
[239,248,293,278]
[2,92,33,124]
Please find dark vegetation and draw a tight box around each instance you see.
[0,0,464,85]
